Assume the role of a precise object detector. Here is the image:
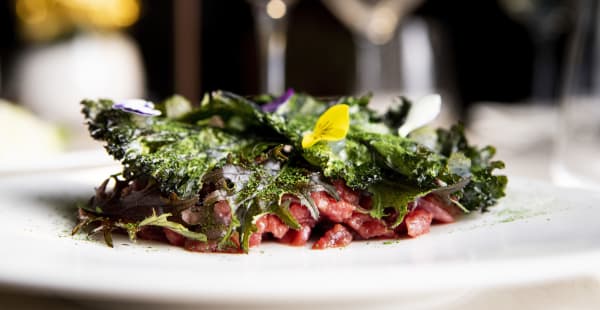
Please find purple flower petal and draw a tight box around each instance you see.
[262,88,295,113]
[113,99,161,116]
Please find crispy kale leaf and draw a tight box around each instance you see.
[83,93,506,210]
[436,124,507,211]
[367,182,429,227]
[82,98,251,198]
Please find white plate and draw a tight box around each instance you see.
[0,149,119,175]
[0,168,599,309]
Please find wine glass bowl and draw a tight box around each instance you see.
[248,0,297,94]
[322,0,422,45]
[552,0,600,189]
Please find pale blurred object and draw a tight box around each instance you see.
[552,0,600,190]
[322,0,453,118]
[0,98,116,173]
[323,0,408,93]
[399,18,434,97]
[0,99,64,161]
[12,32,145,130]
[469,102,557,181]
[9,0,144,149]
[15,0,140,42]
[323,0,424,95]
[249,0,297,94]
[322,0,422,45]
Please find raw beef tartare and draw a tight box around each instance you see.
[73,90,506,253]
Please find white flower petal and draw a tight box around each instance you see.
[398,94,441,137]
[113,99,161,116]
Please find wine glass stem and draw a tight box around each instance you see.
[254,10,288,94]
[354,35,382,93]
[531,38,556,100]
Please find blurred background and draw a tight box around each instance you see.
[0,0,582,178]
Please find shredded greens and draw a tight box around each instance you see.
[77,91,507,252]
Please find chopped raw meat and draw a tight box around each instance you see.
[312,224,353,249]
[249,232,263,248]
[279,203,317,246]
[184,239,216,252]
[289,203,316,227]
[345,212,395,239]
[332,180,360,205]
[185,237,241,253]
[79,179,464,252]
[266,215,289,238]
[404,208,433,237]
[249,214,290,247]
[164,228,185,246]
[417,195,454,223]
[213,200,233,226]
[136,226,167,242]
[281,225,312,246]
[310,191,355,222]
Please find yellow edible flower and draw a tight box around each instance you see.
[302,104,350,149]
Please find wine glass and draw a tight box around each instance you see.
[552,0,600,189]
[322,0,424,95]
[499,0,571,100]
[248,0,297,94]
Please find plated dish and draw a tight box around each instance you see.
[74,91,506,253]
[0,169,598,306]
